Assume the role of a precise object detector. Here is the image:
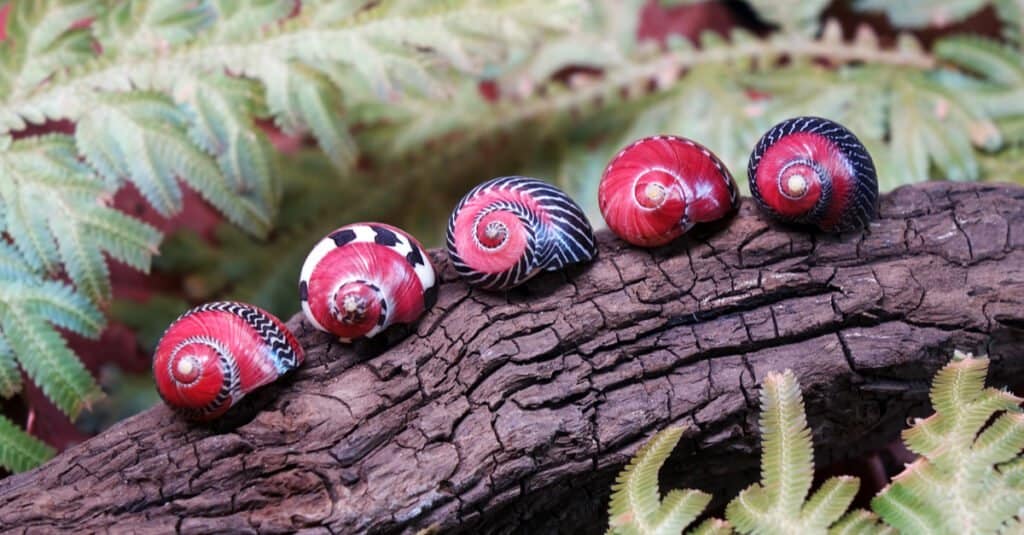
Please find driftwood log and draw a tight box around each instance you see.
[2,182,1023,534]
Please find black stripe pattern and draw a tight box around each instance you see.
[186,301,302,373]
[446,176,597,290]
[747,116,878,232]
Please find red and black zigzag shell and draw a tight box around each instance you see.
[748,116,878,232]
[152,301,304,421]
[446,176,597,291]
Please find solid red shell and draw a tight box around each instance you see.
[748,116,878,232]
[152,301,304,421]
[299,223,437,342]
[599,136,739,247]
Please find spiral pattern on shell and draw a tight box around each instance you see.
[748,116,878,232]
[446,176,597,291]
[599,135,739,247]
[152,301,304,421]
[299,223,437,342]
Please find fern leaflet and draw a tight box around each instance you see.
[725,370,860,534]
[607,426,725,535]
[0,414,55,473]
[872,352,1024,534]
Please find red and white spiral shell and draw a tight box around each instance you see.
[299,223,437,342]
[599,135,739,247]
[153,301,304,421]
[446,176,598,291]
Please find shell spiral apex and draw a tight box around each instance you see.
[748,116,878,232]
[599,135,739,247]
[299,223,437,342]
[153,301,304,421]
[446,176,597,291]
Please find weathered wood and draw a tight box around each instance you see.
[2,182,1023,534]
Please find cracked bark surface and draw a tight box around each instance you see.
[2,182,1024,534]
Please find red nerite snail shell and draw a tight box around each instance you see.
[446,176,597,291]
[299,223,437,342]
[599,135,740,247]
[748,116,878,232]
[153,301,304,421]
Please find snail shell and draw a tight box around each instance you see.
[446,176,597,291]
[599,135,739,247]
[153,301,304,421]
[748,116,878,232]
[299,223,437,342]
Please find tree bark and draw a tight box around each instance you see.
[2,182,1023,534]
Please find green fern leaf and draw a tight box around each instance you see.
[801,477,860,530]
[0,135,161,303]
[652,490,713,535]
[300,0,376,28]
[93,0,212,59]
[176,74,279,214]
[689,518,734,535]
[261,62,357,171]
[726,370,861,534]
[76,92,273,236]
[0,0,96,99]
[0,335,22,399]
[853,0,988,28]
[872,352,1024,535]
[744,0,829,35]
[608,426,719,535]
[609,427,686,532]
[829,510,894,535]
[756,370,813,517]
[995,0,1024,47]
[0,243,103,418]
[209,0,293,40]
[0,413,55,473]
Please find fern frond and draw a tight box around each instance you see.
[689,518,733,535]
[995,0,1024,47]
[261,61,356,171]
[853,0,989,28]
[0,413,55,473]
[609,427,685,533]
[829,510,894,535]
[744,0,829,35]
[872,352,1024,535]
[726,370,861,534]
[0,335,22,399]
[608,426,718,535]
[77,92,274,236]
[93,0,213,59]
[0,0,96,98]
[0,0,584,133]
[176,74,279,212]
[801,477,860,530]
[0,243,103,419]
[0,135,161,303]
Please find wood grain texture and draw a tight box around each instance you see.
[2,182,1023,534]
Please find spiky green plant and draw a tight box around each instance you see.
[609,353,1024,534]
[871,353,1024,533]
[0,0,583,472]
[607,426,730,535]
[725,371,861,534]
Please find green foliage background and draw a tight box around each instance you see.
[0,0,1023,473]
